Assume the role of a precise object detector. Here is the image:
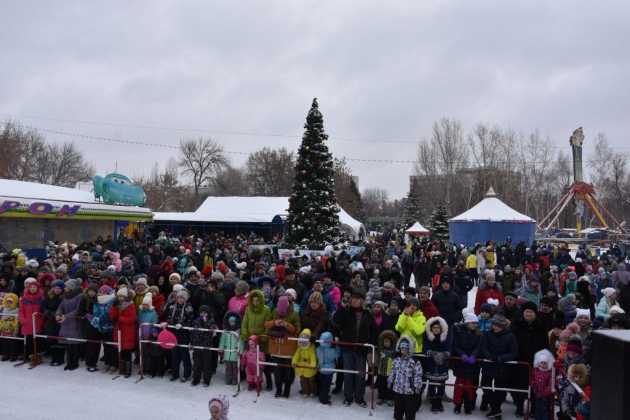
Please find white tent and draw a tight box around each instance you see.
[405,221,430,236]
[449,187,535,223]
[154,196,366,240]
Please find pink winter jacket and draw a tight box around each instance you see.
[228,295,248,317]
[241,348,265,384]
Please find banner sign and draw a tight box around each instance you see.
[0,200,81,217]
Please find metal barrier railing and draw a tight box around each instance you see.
[413,353,533,420]
[138,322,241,396]
[255,334,377,415]
[31,312,123,375]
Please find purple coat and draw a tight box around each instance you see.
[57,290,83,339]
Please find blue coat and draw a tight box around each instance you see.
[316,332,339,372]
[91,299,114,334]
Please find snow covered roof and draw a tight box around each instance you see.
[406,221,430,234]
[0,178,152,219]
[154,196,365,236]
[449,189,535,223]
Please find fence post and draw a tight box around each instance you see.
[138,324,144,380]
[117,329,122,375]
[31,312,38,368]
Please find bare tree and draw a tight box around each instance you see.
[1,120,93,187]
[179,137,228,203]
[0,120,47,181]
[362,188,390,219]
[334,158,363,219]
[210,165,250,196]
[136,159,193,211]
[33,142,94,187]
[245,147,295,196]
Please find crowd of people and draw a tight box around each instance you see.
[1,230,629,420]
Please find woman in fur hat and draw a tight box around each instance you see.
[422,316,451,412]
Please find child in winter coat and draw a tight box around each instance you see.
[219,312,242,385]
[241,335,265,390]
[423,316,452,413]
[316,331,339,405]
[559,363,590,420]
[137,292,159,377]
[478,302,495,333]
[208,395,230,420]
[191,305,218,386]
[452,312,481,414]
[18,277,44,362]
[376,330,397,406]
[0,293,20,361]
[532,349,555,420]
[388,335,423,420]
[91,285,116,372]
[292,328,317,397]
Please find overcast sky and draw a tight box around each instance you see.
[1,1,629,198]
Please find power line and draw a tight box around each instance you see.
[26,125,618,167]
[3,113,421,145]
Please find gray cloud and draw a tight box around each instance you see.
[1,0,629,199]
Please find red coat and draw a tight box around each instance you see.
[152,293,166,317]
[420,299,440,320]
[18,289,44,336]
[474,285,505,314]
[109,303,137,350]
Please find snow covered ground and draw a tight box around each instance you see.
[1,280,522,420]
[0,361,520,420]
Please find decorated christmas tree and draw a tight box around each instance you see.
[286,98,340,247]
[429,204,450,241]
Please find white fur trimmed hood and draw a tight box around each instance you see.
[425,316,449,342]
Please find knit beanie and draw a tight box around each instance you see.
[65,278,81,291]
[277,295,289,317]
[463,312,479,323]
[98,285,113,295]
[142,291,152,305]
[602,287,616,298]
[490,314,509,328]
[285,288,297,301]
[575,308,591,320]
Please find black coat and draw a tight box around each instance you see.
[431,289,463,325]
[452,323,481,379]
[480,328,518,379]
[191,315,218,348]
[193,289,226,324]
[332,307,377,354]
[511,317,548,363]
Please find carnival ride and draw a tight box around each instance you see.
[537,127,626,239]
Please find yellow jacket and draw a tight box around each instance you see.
[395,310,427,353]
[0,293,19,336]
[292,329,317,378]
[465,254,477,269]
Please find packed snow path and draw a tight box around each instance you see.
[1,282,521,419]
[0,361,520,419]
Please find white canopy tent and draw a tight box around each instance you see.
[405,221,431,236]
[154,196,366,240]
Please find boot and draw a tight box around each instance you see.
[124,362,132,378]
[275,384,283,398]
[282,383,291,398]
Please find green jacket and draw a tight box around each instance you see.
[219,331,242,362]
[395,310,427,353]
[240,290,272,344]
